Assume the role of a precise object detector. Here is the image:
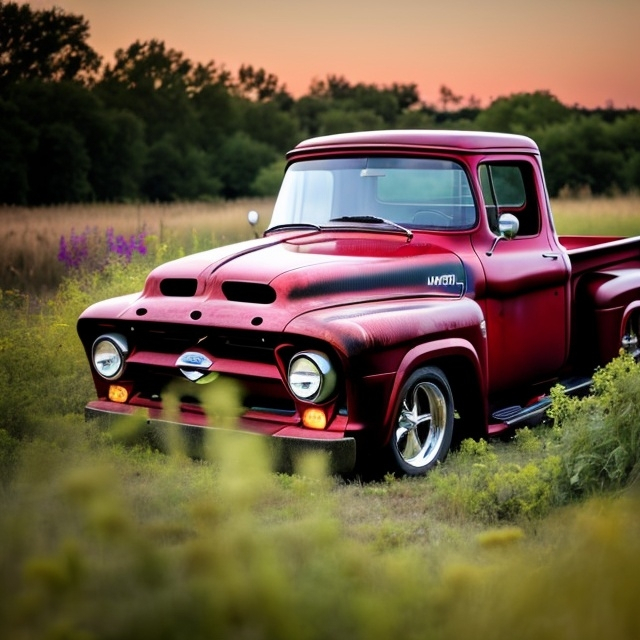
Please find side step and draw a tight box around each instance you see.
[490,376,592,429]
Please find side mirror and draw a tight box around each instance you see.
[486,213,519,256]
[247,210,259,238]
[498,213,519,239]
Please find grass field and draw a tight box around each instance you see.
[1,195,639,294]
[0,198,273,294]
[1,196,640,638]
[551,195,640,236]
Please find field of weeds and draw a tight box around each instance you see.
[0,198,273,294]
[1,195,640,638]
[1,195,639,294]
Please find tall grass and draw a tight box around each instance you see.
[1,196,640,637]
[0,198,273,294]
[2,195,640,294]
[1,398,639,638]
[551,194,640,236]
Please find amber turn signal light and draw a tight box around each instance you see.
[108,385,129,403]
[302,408,327,429]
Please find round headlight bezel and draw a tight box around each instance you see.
[92,333,129,380]
[288,350,337,404]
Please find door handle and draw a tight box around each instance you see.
[542,253,559,260]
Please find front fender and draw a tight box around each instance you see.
[284,297,486,359]
[286,297,488,444]
[382,336,488,430]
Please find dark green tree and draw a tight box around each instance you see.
[304,75,420,130]
[97,40,209,143]
[215,132,278,199]
[537,117,624,196]
[29,122,92,204]
[389,83,421,111]
[251,160,286,197]
[438,85,463,112]
[192,81,238,151]
[0,1,101,87]
[293,95,331,137]
[235,64,286,102]
[317,108,385,135]
[237,99,302,151]
[475,91,571,134]
[611,114,640,190]
[89,109,147,201]
[142,134,221,202]
[9,80,147,203]
[0,99,36,204]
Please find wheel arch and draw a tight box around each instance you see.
[381,338,487,446]
[620,301,640,357]
[577,269,640,365]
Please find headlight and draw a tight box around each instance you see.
[288,351,336,403]
[92,333,128,380]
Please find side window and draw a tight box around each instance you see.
[478,161,540,236]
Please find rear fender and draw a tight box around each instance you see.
[581,269,640,364]
[619,301,640,358]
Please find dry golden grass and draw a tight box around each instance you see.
[551,194,640,236]
[0,198,275,293]
[1,195,639,294]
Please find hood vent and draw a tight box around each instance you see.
[222,281,276,304]
[160,278,198,297]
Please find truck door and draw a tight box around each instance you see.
[473,159,571,392]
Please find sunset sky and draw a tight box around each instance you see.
[27,0,640,109]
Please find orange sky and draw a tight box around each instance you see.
[28,0,640,108]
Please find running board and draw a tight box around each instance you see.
[490,376,592,430]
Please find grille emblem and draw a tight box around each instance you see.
[176,351,213,381]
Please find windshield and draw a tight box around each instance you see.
[270,157,477,231]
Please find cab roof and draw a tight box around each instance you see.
[287,129,539,159]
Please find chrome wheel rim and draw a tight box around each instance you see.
[395,381,447,469]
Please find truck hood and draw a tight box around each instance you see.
[81,230,467,333]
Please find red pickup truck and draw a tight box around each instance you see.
[77,130,640,475]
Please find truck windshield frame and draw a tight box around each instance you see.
[269,157,478,231]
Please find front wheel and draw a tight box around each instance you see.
[622,313,640,360]
[389,367,454,476]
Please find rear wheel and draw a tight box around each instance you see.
[389,366,454,476]
[622,313,640,360]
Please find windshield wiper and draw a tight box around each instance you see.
[330,216,413,241]
[264,223,322,236]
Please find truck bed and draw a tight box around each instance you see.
[560,235,640,275]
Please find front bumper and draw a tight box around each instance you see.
[85,402,357,474]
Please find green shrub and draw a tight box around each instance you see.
[429,436,562,523]
[550,353,640,495]
[0,233,196,443]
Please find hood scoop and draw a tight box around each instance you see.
[222,281,277,304]
[160,278,198,297]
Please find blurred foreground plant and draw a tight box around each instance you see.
[2,410,640,640]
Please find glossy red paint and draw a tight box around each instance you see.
[78,130,640,475]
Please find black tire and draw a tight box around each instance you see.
[388,366,454,476]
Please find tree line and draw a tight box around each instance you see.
[1,1,639,206]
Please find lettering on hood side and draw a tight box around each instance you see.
[287,263,466,299]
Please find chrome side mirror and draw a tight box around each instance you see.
[486,213,520,256]
[248,210,259,238]
[498,213,519,239]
